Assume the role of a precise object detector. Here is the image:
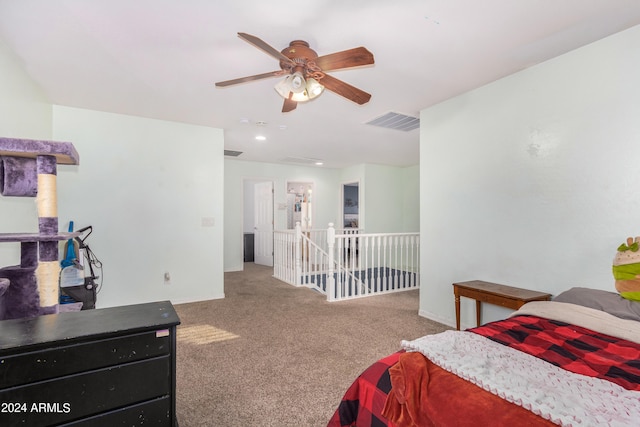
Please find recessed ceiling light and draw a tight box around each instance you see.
[315,161,324,166]
[279,124,287,130]
[239,118,250,124]
[255,135,266,141]
[256,121,268,127]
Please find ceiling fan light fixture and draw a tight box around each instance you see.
[278,77,325,103]
[290,91,308,102]
[288,71,306,93]
[274,78,290,99]
[306,77,324,99]
[274,72,307,98]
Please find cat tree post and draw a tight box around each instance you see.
[35,154,60,312]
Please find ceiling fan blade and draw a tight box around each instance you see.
[215,70,283,87]
[319,74,371,105]
[282,93,297,113]
[315,47,374,71]
[238,32,294,65]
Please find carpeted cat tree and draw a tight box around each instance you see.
[0,137,79,320]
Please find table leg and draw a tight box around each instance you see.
[475,300,481,327]
[455,294,461,330]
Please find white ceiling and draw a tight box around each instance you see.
[1,1,640,169]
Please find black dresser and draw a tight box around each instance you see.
[0,301,180,426]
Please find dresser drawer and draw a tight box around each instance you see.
[63,396,172,426]
[464,289,520,309]
[0,355,170,427]
[0,330,171,388]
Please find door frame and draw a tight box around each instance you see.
[341,180,361,230]
[242,177,275,268]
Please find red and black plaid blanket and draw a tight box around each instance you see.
[327,352,401,427]
[470,315,640,392]
[328,315,640,427]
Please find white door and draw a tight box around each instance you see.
[254,181,274,266]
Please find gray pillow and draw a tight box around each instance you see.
[553,287,640,322]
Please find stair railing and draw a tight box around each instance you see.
[273,223,419,301]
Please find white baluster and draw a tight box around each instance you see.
[295,222,302,286]
[327,223,335,301]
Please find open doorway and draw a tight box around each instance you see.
[342,182,360,229]
[286,181,314,229]
[243,179,274,267]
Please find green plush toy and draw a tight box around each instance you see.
[612,236,640,301]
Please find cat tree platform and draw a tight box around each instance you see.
[0,137,79,165]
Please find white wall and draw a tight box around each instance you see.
[363,164,419,233]
[363,164,400,233]
[53,106,225,307]
[0,38,52,140]
[0,38,53,265]
[401,165,420,232]
[419,25,640,328]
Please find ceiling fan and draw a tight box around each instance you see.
[215,32,374,112]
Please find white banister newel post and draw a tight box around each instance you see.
[295,222,302,286]
[327,222,336,301]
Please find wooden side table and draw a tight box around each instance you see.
[453,280,551,330]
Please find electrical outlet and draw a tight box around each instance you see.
[201,217,215,227]
[164,272,171,285]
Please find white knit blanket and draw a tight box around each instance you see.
[402,330,640,427]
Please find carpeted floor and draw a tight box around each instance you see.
[174,263,450,426]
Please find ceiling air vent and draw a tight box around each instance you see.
[224,150,243,157]
[365,111,420,132]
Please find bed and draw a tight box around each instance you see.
[327,287,640,427]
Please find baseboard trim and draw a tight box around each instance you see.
[171,294,225,306]
[419,309,455,329]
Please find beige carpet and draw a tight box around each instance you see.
[174,263,450,426]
